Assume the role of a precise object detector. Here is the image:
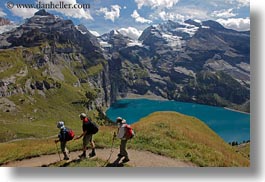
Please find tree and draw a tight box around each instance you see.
[84,89,98,109]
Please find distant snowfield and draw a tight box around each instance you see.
[0,24,18,34]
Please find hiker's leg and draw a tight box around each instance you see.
[83,134,90,150]
[89,134,96,157]
[120,139,128,158]
[89,135,95,149]
[81,135,89,156]
[60,141,66,153]
[120,140,129,163]
[61,141,69,160]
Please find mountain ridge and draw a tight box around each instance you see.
[0,9,250,135]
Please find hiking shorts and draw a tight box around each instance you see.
[83,134,93,146]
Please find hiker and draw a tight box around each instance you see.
[54,121,70,160]
[75,113,98,158]
[115,117,130,163]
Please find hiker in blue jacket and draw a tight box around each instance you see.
[54,121,70,160]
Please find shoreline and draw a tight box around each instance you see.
[114,93,250,115]
[120,93,168,101]
[224,107,250,114]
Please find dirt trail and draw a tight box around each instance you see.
[2,148,196,167]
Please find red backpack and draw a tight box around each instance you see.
[125,124,135,139]
[66,128,75,141]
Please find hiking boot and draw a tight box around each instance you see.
[89,151,96,157]
[122,158,130,163]
[117,153,124,157]
[63,156,70,160]
[79,153,86,159]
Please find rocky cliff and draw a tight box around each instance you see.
[0,10,111,114]
[100,19,250,112]
[0,11,250,114]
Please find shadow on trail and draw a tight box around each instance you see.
[105,157,125,167]
[42,158,82,167]
[60,158,82,167]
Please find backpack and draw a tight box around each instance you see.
[125,124,135,139]
[65,128,75,141]
[89,121,99,134]
[83,119,99,135]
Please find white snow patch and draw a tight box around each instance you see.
[0,24,18,34]
[236,62,250,72]
[161,33,182,49]
[99,40,112,48]
[89,30,100,37]
[174,23,199,37]
[113,30,119,35]
[127,40,143,47]
[75,25,87,35]
[201,26,210,29]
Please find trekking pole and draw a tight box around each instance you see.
[102,132,116,167]
[55,142,61,161]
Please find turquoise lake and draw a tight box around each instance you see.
[106,99,250,143]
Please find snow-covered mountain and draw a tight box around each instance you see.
[100,19,250,111]
[0,17,17,34]
[139,20,200,51]
[0,10,250,112]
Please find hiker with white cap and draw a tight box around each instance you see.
[75,113,98,159]
[115,117,130,163]
[54,121,74,160]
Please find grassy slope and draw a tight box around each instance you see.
[0,47,103,142]
[0,47,250,167]
[234,142,250,160]
[0,126,116,165]
[129,112,250,167]
[0,112,249,167]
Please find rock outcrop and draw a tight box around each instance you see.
[0,10,250,112]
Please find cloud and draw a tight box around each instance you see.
[211,8,236,18]
[151,7,209,21]
[158,11,185,21]
[216,17,250,31]
[0,8,6,17]
[135,0,180,9]
[42,0,93,20]
[118,27,142,40]
[236,0,250,7]
[9,7,38,19]
[97,5,121,22]
[131,10,152,24]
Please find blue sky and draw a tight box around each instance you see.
[0,0,250,38]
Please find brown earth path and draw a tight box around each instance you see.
[1,148,196,167]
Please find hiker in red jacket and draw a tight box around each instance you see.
[75,113,98,158]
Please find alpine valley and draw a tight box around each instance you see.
[0,10,250,141]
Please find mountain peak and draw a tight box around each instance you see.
[34,9,52,16]
[202,20,225,30]
[110,30,121,36]
[0,17,11,26]
[184,19,201,27]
